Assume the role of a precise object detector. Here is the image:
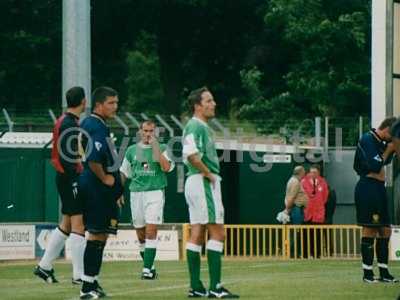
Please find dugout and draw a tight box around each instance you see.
[0,132,58,223]
[0,132,326,225]
[214,141,322,224]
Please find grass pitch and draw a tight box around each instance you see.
[0,259,399,300]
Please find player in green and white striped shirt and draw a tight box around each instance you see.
[120,120,174,280]
[182,87,239,299]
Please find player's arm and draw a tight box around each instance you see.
[284,180,299,213]
[361,137,395,173]
[151,138,172,172]
[88,162,114,186]
[383,142,396,164]
[187,154,215,184]
[119,156,132,186]
[86,132,114,186]
[183,130,215,184]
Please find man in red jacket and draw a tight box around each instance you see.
[301,164,329,258]
[302,164,329,224]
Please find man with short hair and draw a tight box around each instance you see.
[78,86,124,299]
[120,120,175,280]
[353,117,398,283]
[182,87,239,298]
[284,165,307,224]
[34,86,86,284]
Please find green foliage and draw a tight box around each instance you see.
[238,0,371,125]
[0,0,372,124]
[240,67,264,103]
[125,32,163,113]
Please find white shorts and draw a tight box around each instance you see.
[130,190,165,228]
[184,174,224,224]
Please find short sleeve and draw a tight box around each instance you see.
[120,157,132,178]
[162,149,175,172]
[182,125,204,160]
[85,131,107,163]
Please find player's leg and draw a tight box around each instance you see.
[141,224,158,279]
[70,214,86,284]
[376,226,398,282]
[356,178,379,283]
[206,177,239,298]
[141,190,164,279]
[376,182,398,283]
[187,224,207,297]
[35,173,73,283]
[361,226,378,282]
[81,233,108,299]
[34,215,71,283]
[80,181,112,299]
[136,227,146,259]
[185,174,208,296]
[131,192,147,271]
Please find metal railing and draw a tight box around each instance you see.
[182,224,363,260]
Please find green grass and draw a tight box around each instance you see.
[0,259,399,300]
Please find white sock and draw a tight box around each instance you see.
[39,227,68,270]
[69,233,86,280]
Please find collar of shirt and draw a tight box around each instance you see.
[192,116,208,127]
[65,111,79,121]
[91,113,107,124]
[138,142,152,149]
[370,128,385,144]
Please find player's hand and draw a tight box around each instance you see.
[387,142,396,153]
[149,135,159,147]
[202,172,216,187]
[103,174,115,187]
[117,195,125,208]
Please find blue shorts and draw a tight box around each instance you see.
[354,177,390,227]
[78,173,123,235]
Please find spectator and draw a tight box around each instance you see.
[301,164,329,258]
[283,165,307,258]
[284,166,307,224]
[302,164,329,224]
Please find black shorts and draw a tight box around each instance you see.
[354,177,390,227]
[78,174,121,235]
[56,173,83,216]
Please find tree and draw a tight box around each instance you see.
[239,0,371,125]
[0,0,61,111]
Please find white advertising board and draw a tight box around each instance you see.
[0,225,35,260]
[66,229,179,261]
[390,227,400,260]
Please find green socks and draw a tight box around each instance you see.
[206,240,223,290]
[186,242,203,289]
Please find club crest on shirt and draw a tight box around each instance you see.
[95,141,102,151]
[110,219,118,228]
[372,214,380,224]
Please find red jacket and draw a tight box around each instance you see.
[301,175,329,223]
